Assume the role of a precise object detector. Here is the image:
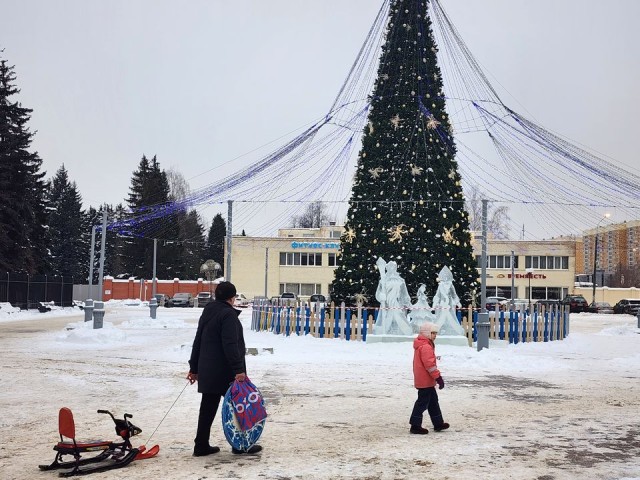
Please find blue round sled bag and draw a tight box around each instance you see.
[221,380,267,451]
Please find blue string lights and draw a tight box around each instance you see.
[105,0,639,243]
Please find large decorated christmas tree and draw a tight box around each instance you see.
[331,0,478,306]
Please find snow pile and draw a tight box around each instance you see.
[57,320,127,344]
[120,316,191,329]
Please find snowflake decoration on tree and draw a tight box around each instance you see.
[426,114,441,130]
[411,165,423,176]
[368,121,374,134]
[369,167,384,179]
[382,73,389,81]
[390,114,401,130]
[354,292,368,305]
[448,168,456,179]
[388,224,408,242]
[443,227,456,243]
[344,227,356,243]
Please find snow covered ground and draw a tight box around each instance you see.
[1,301,639,479]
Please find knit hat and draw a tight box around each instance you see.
[419,322,440,336]
[215,281,237,301]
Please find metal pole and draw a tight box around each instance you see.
[591,231,598,305]
[87,225,96,299]
[264,247,269,297]
[152,238,157,297]
[97,209,108,302]
[476,199,490,351]
[226,200,233,282]
[480,199,488,313]
[510,250,515,311]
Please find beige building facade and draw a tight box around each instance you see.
[229,226,578,303]
[469,238,576,301]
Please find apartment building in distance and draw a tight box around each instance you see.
[576,220,640,287]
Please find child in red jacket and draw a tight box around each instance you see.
[409,322,450,434]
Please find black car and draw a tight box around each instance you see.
[561,294,588,313]
[586,302,614,314]
[612,299,640,315]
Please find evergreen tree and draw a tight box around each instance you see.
[46,165,85,279]
[331,0,478,305]
[206,213,226,276]
[0,57,49,273]
[123,155,177,279]
[85,204,128,282]
[175,210,206,279]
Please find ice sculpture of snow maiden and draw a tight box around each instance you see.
[408,284,436,332]
[432,266,465,336]
[373,257,414,336]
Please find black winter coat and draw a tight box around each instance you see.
[189,300,246,395]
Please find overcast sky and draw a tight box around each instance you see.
[2,0,639,233]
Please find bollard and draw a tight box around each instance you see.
[149,298,158,319]
[93,301,105,329]
[84,299,94,322]
[476,312,490,351]
[637,310,640,329]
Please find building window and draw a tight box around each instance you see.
[279,252,322,266]
[328,253,337,267]
[475,255,518,269]
[524,256,568,270]
[329,230,342,239]
[279,283,321,296]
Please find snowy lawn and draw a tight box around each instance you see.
[0,302,639,479]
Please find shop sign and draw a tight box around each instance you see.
[496,273,547,279]
[291,241,340,249]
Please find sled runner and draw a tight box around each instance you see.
[39,408,159,477]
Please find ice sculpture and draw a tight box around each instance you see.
[373,257,414,336]
[432,266,465,336]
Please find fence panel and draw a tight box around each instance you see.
[251,302,570,345]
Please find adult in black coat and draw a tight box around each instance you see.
[187,281,261,456]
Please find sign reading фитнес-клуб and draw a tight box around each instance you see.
[290,241,340,249]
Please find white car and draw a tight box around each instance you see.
[235,293,249,307]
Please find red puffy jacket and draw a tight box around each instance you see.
[413,335,441,388]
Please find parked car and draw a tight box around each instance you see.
[586,301,614,314]
[158,294,171,307]
[508,298,531,312]
[167,293,194,308]
[196,292,213,307]
[309,294,326,311]
[235,293,249,307]
[280,292,298,306]
[612,298,640,315]
[269,296,281,305]
[561,294,589,313]
[485,296,508,311]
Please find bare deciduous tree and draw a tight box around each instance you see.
[464,185,511,239]
[291,201,329,228]
[166,168,190,202]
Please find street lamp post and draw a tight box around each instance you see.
[591,213,611,305]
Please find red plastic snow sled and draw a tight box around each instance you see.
[39,408,159,477]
